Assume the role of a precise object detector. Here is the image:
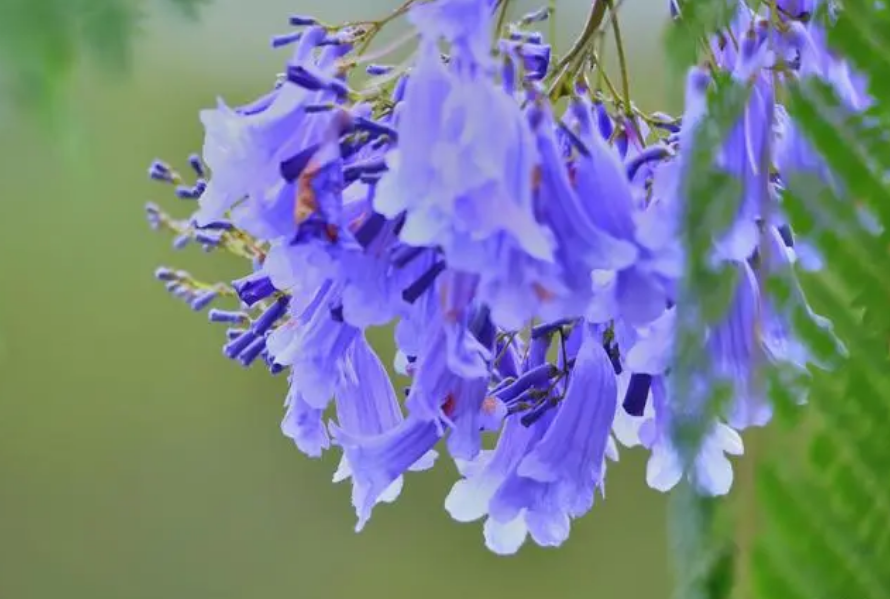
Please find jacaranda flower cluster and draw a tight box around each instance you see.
[145,0,858,554]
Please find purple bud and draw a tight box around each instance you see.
[209,309,248,324]
[154,267,176,281]
[175,185,198,200]
[172,235,191,250]
[238,336,268,367]
[195,219,233,231]
[366,64,393,76]
[149,160,173,182]
[188,154,205,177]
[226,327,247,340]
[272,32,303,48]
[495,363,558,402]
[195,230,223,246]
[250,296,290,336]
[224,330,258,359]
[520,400,554,427]
[190,290,218,311]
[288,14,317,26]
[232,273,276,307]
[401,261,446,303]
[622,373,651,416]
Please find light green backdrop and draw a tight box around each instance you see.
[0,2,694,598]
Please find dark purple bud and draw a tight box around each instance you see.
[366,64,393,76]
[195,219,233,231]
[195,230,223,246]
[391,75,409,103]
[188,154,205,177]
[594,101,613,140]
[224,330,258,359]
[209,309,248,324]
[194,179,207,195]
[496,363,558,402]
[250,296,290,336]
[272,32,303,48]
[390,245,425,268]
[175,185,199,200]
[625,144,671,180]
[286,65,327,90]
[238,336,268,367]
[344,156,388,184]
[190,290,218,311]
[353,212,387,247]
[149,160,173,182]
[351,117,398,141]
[614,130,629,158]
[154,267,177,281]
[520,400,555,427]
[267,358,285,375]
[401,260,446,303]
[232,273,276,307]
[519,43,550,81]
[778,224,795,247]
[226,327,247,340]
[305,103,335,113]
[164,281,182,295]
[288,14,317,26]
[623,373,652,416]
[330,305,344,322]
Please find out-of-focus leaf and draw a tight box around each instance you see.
[0,0,210,129]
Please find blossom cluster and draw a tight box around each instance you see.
[146,0,857,554]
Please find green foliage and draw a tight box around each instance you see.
[752,1,890,595]
[666,1,890,598]
[0,0,209,127]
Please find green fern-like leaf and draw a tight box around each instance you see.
[753,1,890,598]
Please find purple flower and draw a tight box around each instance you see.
[330,417,443,531]
[281,378,331,458]
[638,378,744,496]
[332,335,437,513]
[193,28,341,225]
[267,283,359,410]
[446,326,619,553]
[404,318,490,460]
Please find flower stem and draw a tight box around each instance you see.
[547,0,607,100]
[605,0,631,115]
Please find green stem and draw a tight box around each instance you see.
[605,0,632,115]
[546,0,608,100]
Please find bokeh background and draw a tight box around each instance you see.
[0,2,705,598]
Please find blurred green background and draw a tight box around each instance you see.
[0,1,690,598]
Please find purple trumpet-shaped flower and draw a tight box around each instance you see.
[528,100,638,320]
[330,416,443,531]
[332,335,437,512]
[638,378,745,496]
[267,283,359,410]
[569,94,675,325]
[446,327,618,554]
[706,262,772,429]
[194,28,343,225]
[404,314,491,461]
